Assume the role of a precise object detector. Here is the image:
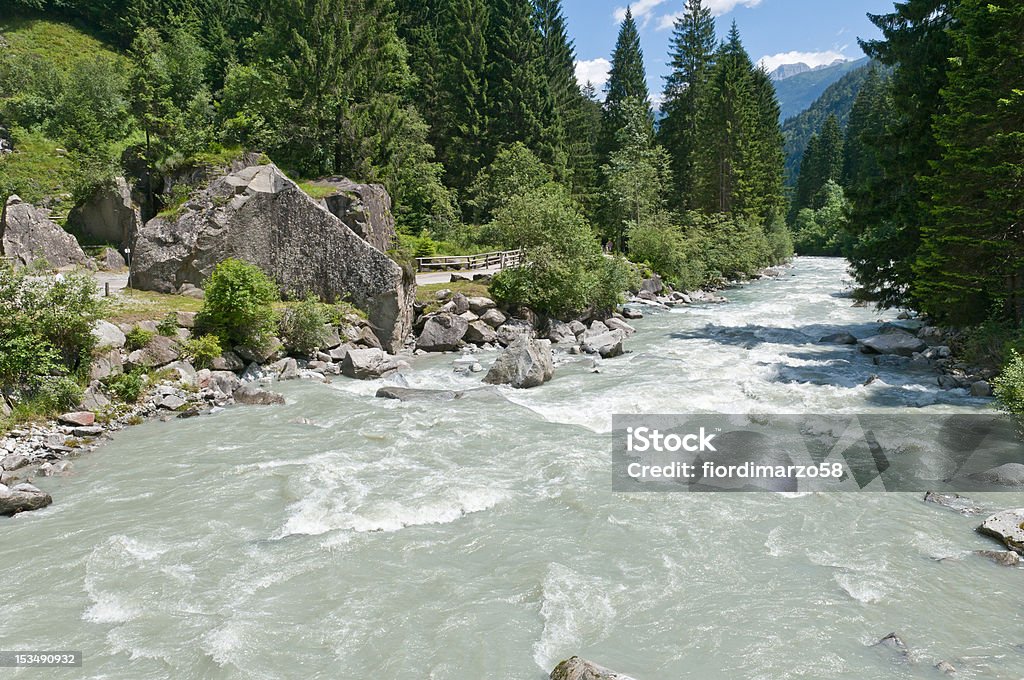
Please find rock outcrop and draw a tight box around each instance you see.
[977,508,1024,554]
[550,657,638,680]
[308,177,397,252]
[1,195,88,269]
[67,176,142,249]
[129,163,414,352]
[483,337,553,388]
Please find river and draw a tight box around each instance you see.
[2,257,1021,679]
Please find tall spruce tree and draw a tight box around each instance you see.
[841,66,889,193]
[658,0,717,211]
[846,0,953,308]
[748,65,786,225]
[602,8,652,156]
[913,0,1024,324]
[485,0,556,166]
[791,113,842,219]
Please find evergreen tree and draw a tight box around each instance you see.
[846,0,954,308]
[841,67,887,192]
[602,8,652,157]
[790,113,842,219]
[485,0,556,165]
[913,0,1024,324]
[747,65,786,225]
[658,0,717,211]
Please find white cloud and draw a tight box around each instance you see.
[656,0,763,30]
[575,58,612,88]
[613,0,668,25]
[757,50,848,72]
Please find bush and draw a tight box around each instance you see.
[103,369,146,404]
[197,259,279,349]
[33,376,84,413]
[468,142,553,222]
[180,334,222,370]
[156,313,179,337]
[995,350,1024,423]
[278,298,327,357]
[125,326,155,351]
[0,266,98,393]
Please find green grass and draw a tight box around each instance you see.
[416,280,491,307]
[297,181,338,200]
[0,15,124,72]
[0,128,79,209]
[100,290,203,326]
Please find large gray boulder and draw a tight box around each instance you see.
[858,332,928,357]
[977,508,1024,554]
[308,177,396,252]
[1,195,88,269]
[0,483,52,515]
[129,164,414,353]
[417,313,468,352]
[341,348,403,379]
[483,337,553,389]
[550,657,638,680]
[67,176,141,249]
[582,331,625,358]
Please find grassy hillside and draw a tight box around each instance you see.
[0,15,129,209]
[781,62,875,185]
[774,57,869,121]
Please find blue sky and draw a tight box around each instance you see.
[565,0,896,101]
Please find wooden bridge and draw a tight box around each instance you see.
[415,248,523,273]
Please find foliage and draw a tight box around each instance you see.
[626,212,702,291]
[124,326,154,351]
[180,334,222,370]
[0,265,98,411]
[791,181,849,256]
[468,143,553,223]
[156,312,179,337]
[994,351,1024,423]
[278,297,328,357]
[602,7,651,158]
[197,258,279,349]
[103,369,146,403]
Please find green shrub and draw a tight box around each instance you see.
[0,265,97,393]
[956,316,1023,368]
[197,258,279,349]
[156,312,179,337]
[33,376,83,413]
[469,142,553,222]
[995,350,1024,423]
[180,334,222,370]
[125,326,155,351]
[279,297,328,357]
[103,369,146,404]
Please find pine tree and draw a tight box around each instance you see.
[748,65,786,225]
[693,22,757,215]
[841,67,887,193]
[658,0,717,211]
[846,0,954,308]
[913,0,1024,324]
[485,0,556,165]
[791,113,842,218]
[602,8,652,156]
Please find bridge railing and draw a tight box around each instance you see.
[415,248,523,272]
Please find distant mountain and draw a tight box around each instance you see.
[769,59,845,82]
[773,57,870,121]
[781,61,877,185]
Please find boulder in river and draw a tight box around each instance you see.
[858,332,927,357]
[873,632,910,658]
[977,509,1024,554]
[376,386,461,402]
[973,550,1021,567]
[483,337,553,388]
[341,348,403,379]
[923,491,984,515]
[0,483,52,515]
[820,332,857,345]
[233,383,286,406]
[417,313,468,352]
[582,331,625,358]
[465,320,497,345]
[550,656,638,680]
[1,195,88,269]
[129,163,414,353]
[970,463,1024,487]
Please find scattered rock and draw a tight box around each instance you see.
[233,383,286,406]
[417,313,469,352]
[0,195,88,269]
[977,509,1024,554]
[550,656,638,680]
[859,332,928,357]
[0,483,52,515]
[924,491,984,516]
[97,247,126,271]
[640,275,663,295]
[970,381,993,398]
[465,320,498,345]
[175,311,198,328]
[874,632,910,657]
[880,319,924,335]
[466,296,496,314]
[483,337,554,389]
[971,463,1024,487]
[158,394,187,410]
[235,338,284,364]
[604,317,636,337]
[58,411,95,427]
[582,331,625,359]
[934,660,957,675]
[820,332,857,345]
[90,348,123,381]
[547,320,577,344]
[621,307,644,320]
[495,320,534,346]
[973,550,1021,567]
[128,335,180,368]
[375,386,461,402]
[211,350,244,372]
[441,292,470,315]
[341,348,403,379]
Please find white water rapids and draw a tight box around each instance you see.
[1,257,1021,679]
